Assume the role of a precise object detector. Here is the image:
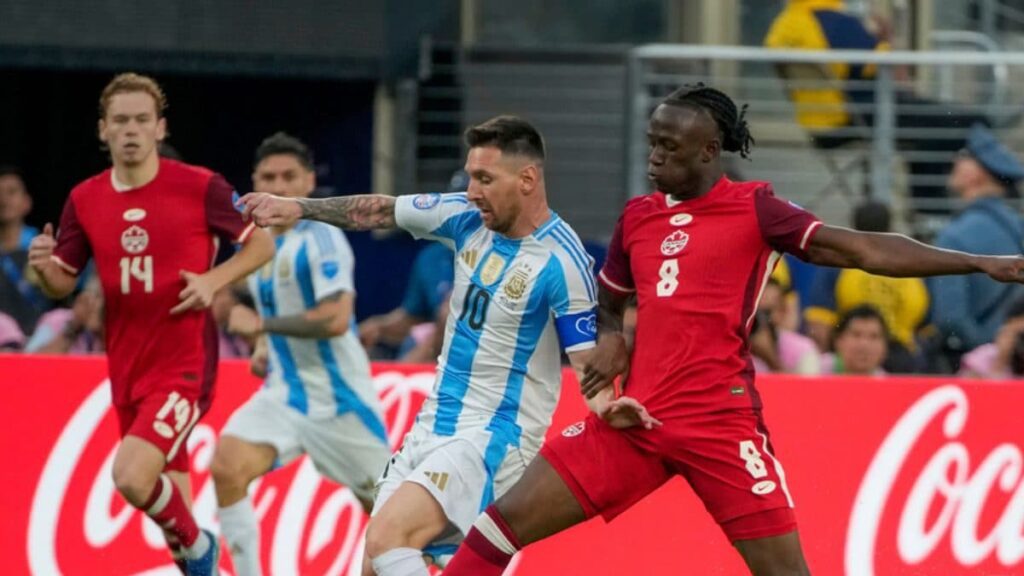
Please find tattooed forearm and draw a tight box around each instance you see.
[296,195,397,230]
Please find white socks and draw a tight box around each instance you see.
[219,497,262,576]
[371,547,429,576]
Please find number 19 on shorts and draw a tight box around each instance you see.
[120,256,154,294]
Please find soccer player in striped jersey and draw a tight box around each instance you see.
[240,115,657,576]
[210,134,390,576]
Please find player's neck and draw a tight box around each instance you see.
[506,199,551,239]
[665,170,723,202]
[112,154,161,190]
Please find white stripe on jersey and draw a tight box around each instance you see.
[248,221,385,439]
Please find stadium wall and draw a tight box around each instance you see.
[4,356,1022,575]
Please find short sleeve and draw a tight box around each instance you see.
[205,174,256,244]
[306,223,355,302]
[52,195,91,276]
[394,193,483,250]
[754,185,822,260]
[546,247,598,353]
[597,213,634,295]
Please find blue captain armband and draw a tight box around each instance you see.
[555,308,598,352]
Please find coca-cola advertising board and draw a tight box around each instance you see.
[4,355,1023,575]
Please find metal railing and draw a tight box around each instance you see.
[626,43,1024,233]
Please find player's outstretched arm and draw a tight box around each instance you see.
[579,285,630,399]
[806,225,1024,282]
[240,193,397,231]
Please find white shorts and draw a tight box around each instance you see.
[372,423,531,561]
[222,389,391,502]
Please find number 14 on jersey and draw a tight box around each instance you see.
[120,255,154,294]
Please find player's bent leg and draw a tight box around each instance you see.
[733,529,810,576]
[364,481,448,576]
[444,454,587,575]
[112,435,166,507]
[211,435,278,576]
[211,435,278,506]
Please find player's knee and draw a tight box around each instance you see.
[210,445,250,491]
[111,463,156,507]
[364,513,406,558]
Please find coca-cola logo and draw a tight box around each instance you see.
[28,370,440,575]
[846,385,1024,575]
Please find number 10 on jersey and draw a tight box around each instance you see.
[120,255,154,294]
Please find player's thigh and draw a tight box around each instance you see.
[492,449,587,546]
[220,391,302,472]
[117,387,203,476]
[674,410,797,541]
[367,480,449,550]
[212,435,278,485]
[733,530,810,576]
[113,434,167,489]
[300,412,391,506]
[540,413,672,525]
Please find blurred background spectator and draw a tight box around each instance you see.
[930,124,1024,370]
[822,305,889,376]
[803,200,929,372]
[0,165,50,335]
[0,311,26,352]
[25,274,104,355]
[751,278,822,375]
[959,294,1024,380]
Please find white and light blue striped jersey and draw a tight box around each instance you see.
[248,220,386,442]
[395,192,598,457]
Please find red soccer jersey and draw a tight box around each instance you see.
[599,177,822,416]
[52,158,255,409]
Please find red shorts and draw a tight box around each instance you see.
[115,386,205,473]
[541,409,797,542]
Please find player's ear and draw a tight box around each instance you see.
[519,164,539,194]
[702,138,721,163]
[97,119,108,144]
[155,117,168,142]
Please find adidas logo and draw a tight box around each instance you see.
[423,471,450,492]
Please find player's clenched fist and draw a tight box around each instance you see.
[28,222,57,271]
[239,192,302,228]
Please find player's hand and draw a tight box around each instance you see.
[239,192,303,228]
[598,396,662,430]
[28,223,56,271]
[171,270,217,315]
[580,333,628,399]
[978,255,1024,284]
[359,318,383,349]
[249,336,269,378]
[228,304,263,338]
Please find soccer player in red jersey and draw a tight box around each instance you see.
[444,84,1024,575]
[27,73,274,575]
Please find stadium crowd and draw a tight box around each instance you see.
[3,143,1023,379]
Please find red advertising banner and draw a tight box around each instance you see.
[3,355,1023,575]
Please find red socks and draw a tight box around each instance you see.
[142,474,201,550]
[445,505,521,575]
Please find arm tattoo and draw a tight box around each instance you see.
[296,195,397,230]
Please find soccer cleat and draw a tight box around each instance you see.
[184,529,220,576]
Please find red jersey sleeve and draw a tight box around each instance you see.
[754,185,822,260]
[52,195,90,276]
[598,212,635,295]
[205,174,255,244]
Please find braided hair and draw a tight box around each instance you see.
[662,83,754,159]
